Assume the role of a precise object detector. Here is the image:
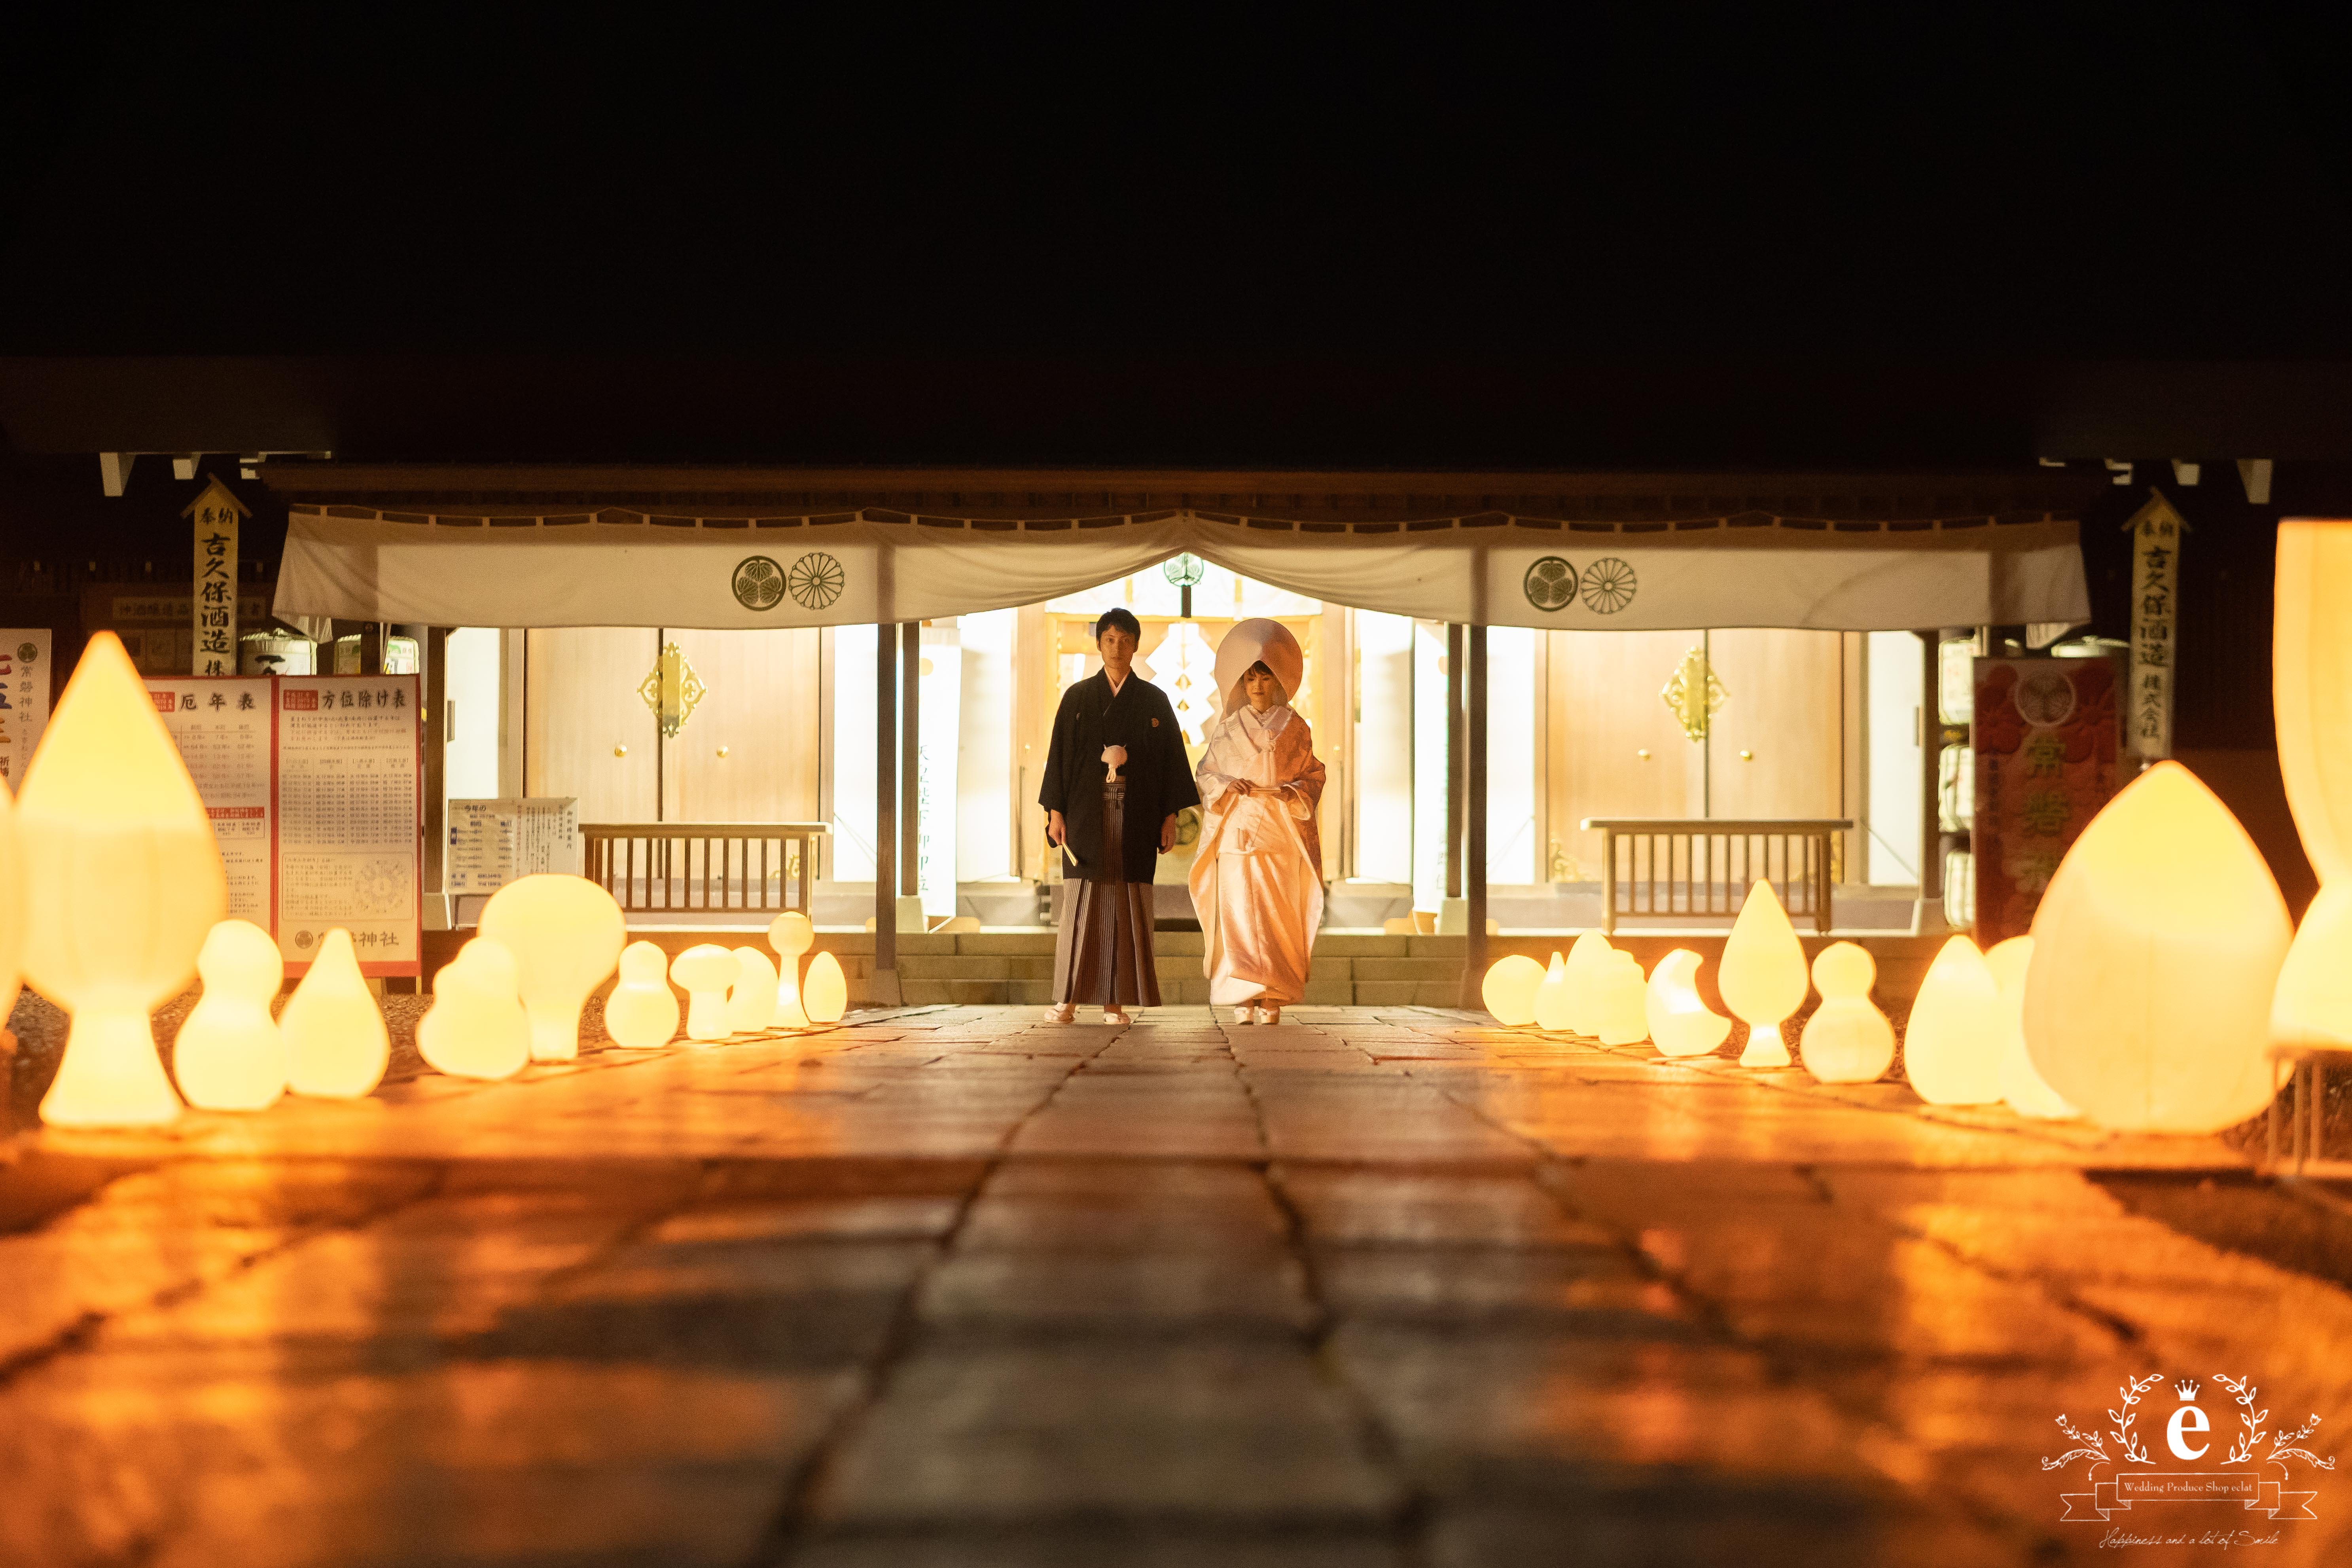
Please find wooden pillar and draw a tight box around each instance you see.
[1918,629,1944,928]
[1445,622,1464,900]
[421,625,450,924]
[1462,624,1489,1006]
[874,621,899,990]
[901,620,920,899]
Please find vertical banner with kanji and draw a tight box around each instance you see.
[2122,488,2187,762]
[183,476,250,677]
[0,629,52,789]
[1972,655,2123,943]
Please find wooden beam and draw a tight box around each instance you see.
[874,621,898,989]
[1462,624,1489,1005]
[901,620,920,899]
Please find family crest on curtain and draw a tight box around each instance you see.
[1191,619,1326,1024]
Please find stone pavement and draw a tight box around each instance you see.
[2,1005,2347,1567]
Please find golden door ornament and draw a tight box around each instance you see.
[637,642,707,738]
[1660,644,1728,743]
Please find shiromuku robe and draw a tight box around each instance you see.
[1190,700,1326,1008]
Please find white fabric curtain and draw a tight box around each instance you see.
[277,511,2088,633]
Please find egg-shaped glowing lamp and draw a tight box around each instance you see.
[20,632,227,1127]
[417,937,530,1081]
[1986,935,2074,1119]
[1481,954,1545,1026]
[0,776,23,1041]
[1798,941,1895,1084]
[1562,930,1613,1036]
[603,940,681,1048]
[1903,936,2002,1105]
[2024,761,2290,1132]
[671,944,739,1041]
[1530,951,1572,1032]
[281,928,389,1098]
[726,945,779,1034]
[1595,950,1650,1045]
[768,911,815,1026]
[2273,519,2352,1050]
[478,874,627,1062]
[172,919,287,1110]
[1646,948,1731,1057]
[1721,881,1807,1068]
[802,949,849,1024]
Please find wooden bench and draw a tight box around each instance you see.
[1580,817,1850,934]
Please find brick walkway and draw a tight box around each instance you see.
[1,1006,2345,1566]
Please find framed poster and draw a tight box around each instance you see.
[145,677,276,928]
[1971,654,2123,944]
[0,630,52,790]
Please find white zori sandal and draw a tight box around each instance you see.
[1102,1007,1131,1026]
[1232,1006,1255,1025]
[1254,1005,1282,1025]
[1043,1003,1076,1024]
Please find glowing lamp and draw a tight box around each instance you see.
[1481,954,1545,1026]
[1563,931,1614,1036]
[1721,880,1807,1068]
[1986,936,2074,1119]
[1531,951,1572,1032]
[768,911,814,1026]
[1798,941,1894,1084]
[281,929,389,1098]
[172,919,287,1110]
[1646,948,1731,1057]
[726,945,780,1034]
[19,631,227,1127]
[603,940,681,1048]
[2024,760,2290,1132]
[802,949,849,1024]
[417,937,530,1081]
[1594,950,1650,1045]
[1903,936,2002,1105]
[671,945,739,1041]
[2272,519,2352,1050]
[478,874,627,1061]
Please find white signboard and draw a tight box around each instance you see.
[0,629,51,791]
[2123,489,2187,762]
[186,477,246,677]
[146,677,275,927]
[275,677,422,974]
[446,797,582,894]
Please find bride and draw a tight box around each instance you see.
[1188,619,1326,1024]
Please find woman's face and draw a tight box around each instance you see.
[1241,666,1279,711]
[1098,625,1138,674]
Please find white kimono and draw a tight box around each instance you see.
[1190,703,1326,1007]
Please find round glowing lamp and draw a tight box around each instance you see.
[2024,760,2290,1133]
[478,874,627,1062]
[171,919,287,1111]
[1530,951,1572,1032]
[1481,954,1545,1026]
[603,940,681,1048]
[1646,948,1731,1057]
[802,949,849,1024]
[1721,880,1807,1068]
[281,928,390,1098]
[19,632,227,1127]
[726,945,779,1034]
[1563,931,1613,1036]
[671,944,739,1041]
[1798,941,1894,1084]
[417,937,531,1081]
[1595,950,1650,1045]
[1903,936,2002,1105]
[1986,935,2074,1119]
[2273,519,2352,1050]
[768,911,815,1026]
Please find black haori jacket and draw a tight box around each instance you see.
[1039,670,1201,882]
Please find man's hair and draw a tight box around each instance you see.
[1094,607,1142,642]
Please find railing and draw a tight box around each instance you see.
[1580,818,1850,934]
[582,822,827,915]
